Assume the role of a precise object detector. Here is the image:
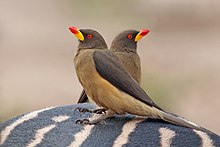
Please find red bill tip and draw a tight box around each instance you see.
[69,26,79,34]
[139,29,150,36]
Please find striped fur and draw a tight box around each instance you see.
[0,103,219,147]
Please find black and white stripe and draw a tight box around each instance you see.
[1,103,219,147]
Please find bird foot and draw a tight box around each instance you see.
[75,118,106,125]
[75,107,106,114]
[92,108,107,114]
[75,107,93,113]
[75,118,90,125]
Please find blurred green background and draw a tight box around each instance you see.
[0,0,220,134]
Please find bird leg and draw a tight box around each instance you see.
[76,110,115,125]
[75,107,107,114]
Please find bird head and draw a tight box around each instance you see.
[111,29,150,52]
[69,26,107,49]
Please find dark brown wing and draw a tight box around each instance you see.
[93,50,163,111]
[77,90,89,103]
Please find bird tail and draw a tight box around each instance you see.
[159,110,214,135]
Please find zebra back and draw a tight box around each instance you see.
[1,103,219,147]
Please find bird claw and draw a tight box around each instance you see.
[75,107,93,113]
[75,107,106,114]
[92,108,106,114]
[75,118,90,125]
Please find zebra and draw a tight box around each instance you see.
[1,103,220,147]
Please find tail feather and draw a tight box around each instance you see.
[159,110,214,135]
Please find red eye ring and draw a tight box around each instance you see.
[127,34,132,39]
[87,34,93,39]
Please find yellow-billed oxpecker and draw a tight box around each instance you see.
[69,26,212,134]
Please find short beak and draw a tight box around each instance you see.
[69,26,84,41]
[135,29,150,42]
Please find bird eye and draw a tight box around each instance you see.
[87,34,93,39]
[127,34,132,39]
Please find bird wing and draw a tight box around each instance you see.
[93,50,163,110]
